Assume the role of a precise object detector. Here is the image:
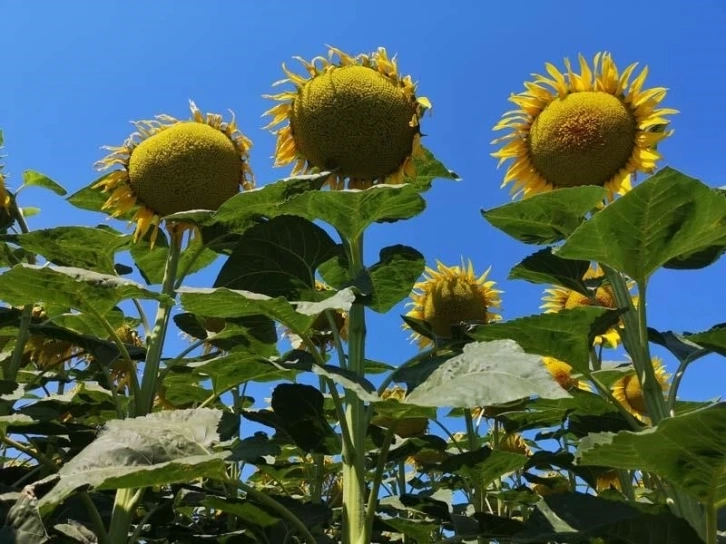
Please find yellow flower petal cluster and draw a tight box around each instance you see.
[95,101,253,245]
[542,357,591,391]
[405,260,502,349]
[493,53,676,199]
[612,357,670,422]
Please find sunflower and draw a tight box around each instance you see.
[595,470,623,493]
[25,306,78,368]
[541,263,635,348]
[264,46,431,190]
[492,53,676,199]
[371,386,429,438]
[405,259,502,349]
[95,101,253,245]
[0,155,10,211]
[542,357,591,391]
[495,433,532,456]
[612,357,670,422]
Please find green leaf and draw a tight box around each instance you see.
[468,307,624,374]
[482,186,607,245]
[441,446,529,488]
[409,145,461,188]
[365,245,425,313]
[648,327,711,364]
[4,226,127,274]
[214,215,340,298]
[0,493,49,544]
[189,352,294,392]
[270,383,341,454]
[278,184,426,242]
[66,173,136,220]
[0,414,34,432]
[686,324,726,357]
[508,248,591,296]
[202,496,281,528]
[0,264,169,315]
[38,408,228,515]
[404,340,570,408]
[178,286,354,337]
[520,492,704,543]
[577,402,726,508]
[131,228,217,284]
[21,170,67,196]
[558,168,726,283]
[382,517,441,542]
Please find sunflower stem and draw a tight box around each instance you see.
[342,235,368,544]
[135,227,182,417]
[108,488,144,544]
[706,503,718,544]
[364,425,396,539]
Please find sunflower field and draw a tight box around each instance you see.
[0,42,725,544]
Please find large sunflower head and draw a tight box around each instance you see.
[492,53,677,199]
[405,259,502,349]
[541,263,636,348]
[264,46,430,190]
[612,357,670,422]
[542,357,591,391]
[95,101,254,245]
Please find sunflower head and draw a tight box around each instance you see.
[612,357,670,421]
[531,472,571,496]
[542,357,591,391]
[405,259,502,349]
[282,281,348,352]
[264,46,430,190]
[495,433,532,456]
[95,101,254,245]
[372,386,429,438]
[492,53,676,199]
[595,470,623,493]
[542,263,635,348]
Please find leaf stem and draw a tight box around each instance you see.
[667,358,690,415]
[364,425,396,539]
[706,503,718,544]
[227,479,318,544]
[135,227,182,416]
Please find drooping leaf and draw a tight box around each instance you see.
[404,340,570,408]
[440,446,529,488]
[188,352,294,393]
[0,264,169,315]
[468,307,625,374]
[577,402,726,508]
[381,517,441,542]
[0,492,49,544]
[482,186,607,245]
[277,184,427,242]
[0,414,35,432]
[508,248,591,296]
[214,215,340,298]
[22,170,67,196]
[686,324,726,358]
[270,383,341,455]
[648,327,711,364]
[408,146,461,188]
[519,492,704,543]
[203,496,281,528]
[38,408,228,515]
[558,168,726,283]
[2,226,127,274]
[364,245,425,313]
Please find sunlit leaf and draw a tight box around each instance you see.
[21,170,67,196]
[364,245,425,313]
[468,307,623,374]
[131,230,217,285]
[404,340,569,408]
[558,168,726,283]
[577,402,726,507]
[3,226,127,274]
[482,186,606,245]
[686,324,726,358]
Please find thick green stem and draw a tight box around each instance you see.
[135,229,182,417]
[706,504,718,544]
[364,426,396,539]
[342,236,367,544]
[108,488,143,544]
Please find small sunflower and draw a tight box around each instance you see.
[264,46,430,190]
[0,154,10,211]
[595,470,623,493]
[495,433,532,456]
[542,357,591,391]
[25,306,78,368]
[612,357,670,422]
[108,324,144,392]
[371,386,429,438]
[541,263,635,348]
[492,53,676,199]
[95,101,253,245]
[405,259,502,349]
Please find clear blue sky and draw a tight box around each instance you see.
[1,0,724,405]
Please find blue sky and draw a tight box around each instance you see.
[1,0,724,408]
